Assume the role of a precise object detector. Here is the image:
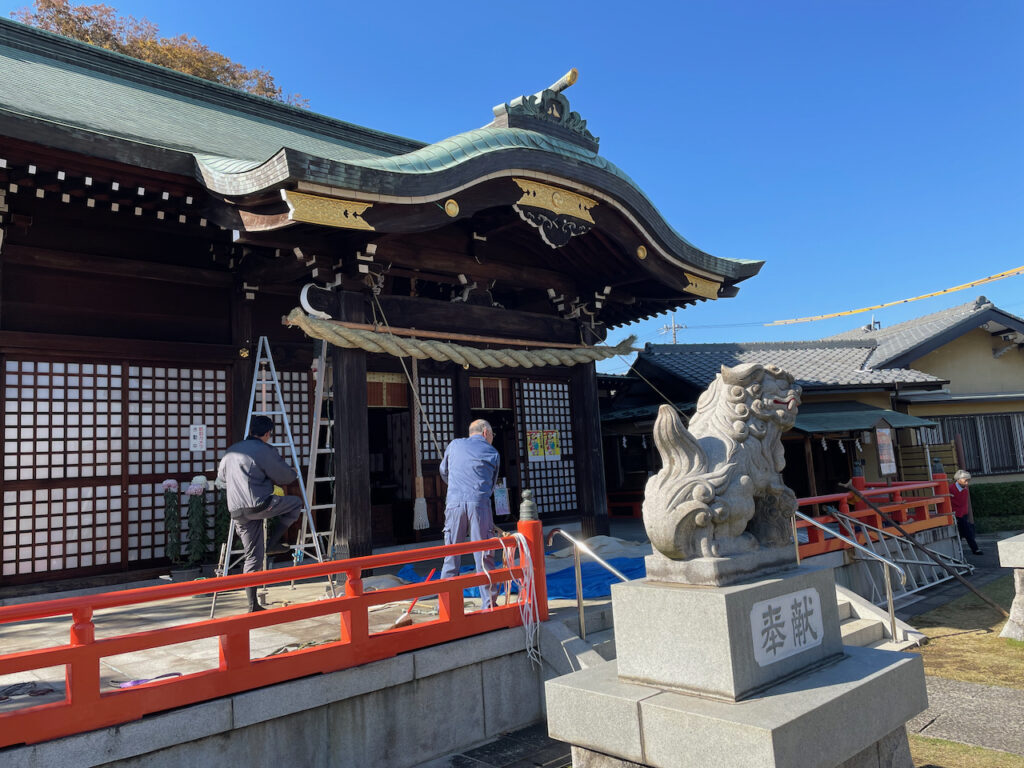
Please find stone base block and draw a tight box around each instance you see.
[546,647,927,768]
[613,566,843,700]
[999,569,1024,641]
[997,532,1024,568]
[645,545,795,587]
[570,725,912,768]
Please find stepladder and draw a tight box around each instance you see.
[294,341,339,564]
[210,337,330,616]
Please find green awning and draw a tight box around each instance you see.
[794,402,935,434]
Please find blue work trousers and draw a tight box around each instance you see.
[440,500,498,609]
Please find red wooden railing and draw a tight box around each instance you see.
[796,474,955,558]
[0,519,547,748]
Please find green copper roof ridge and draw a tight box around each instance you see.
[0,16,425,157]
[195,124,750,270]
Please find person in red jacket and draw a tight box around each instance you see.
[949,469,983,556]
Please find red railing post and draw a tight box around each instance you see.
[517,518,548,621]
[70,607,94,646]
[340,569,369,647]
[68,606,100,707]
[935,473,952,517]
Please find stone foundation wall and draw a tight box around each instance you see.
[3,628,543,768]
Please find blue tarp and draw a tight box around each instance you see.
[397,559,519,600]
[545,557,647,599]
[398,555,649,601]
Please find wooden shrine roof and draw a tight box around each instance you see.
[0,17,765,329]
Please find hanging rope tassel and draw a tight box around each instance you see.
[508,532,541,667]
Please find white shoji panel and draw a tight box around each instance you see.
[3,360,123,482]
[127,366,229,478]
[1,484,121,576]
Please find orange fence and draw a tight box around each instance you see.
[796,474,955,558]
[0,519,547,748]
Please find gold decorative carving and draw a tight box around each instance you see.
[685,272,721,300]
[636,245,648,260]
[444,199,460,217]
[513,179,596,224]
[283,190,374,231]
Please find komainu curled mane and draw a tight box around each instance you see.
[643,363,801,561]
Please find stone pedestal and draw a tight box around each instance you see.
[546,566,927,768]
[615,566,842,701]
[997,533,1024,641]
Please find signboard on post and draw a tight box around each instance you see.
[493,478,511,517]
[876,427,897,476]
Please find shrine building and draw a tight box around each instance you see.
[0,18,761,584]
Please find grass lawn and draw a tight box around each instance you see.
[907,575,1024,765]
[910,574,1023,689]
[910,734,1024,767]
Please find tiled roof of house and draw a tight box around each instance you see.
[824,296,1024,368]
[639,341,944,390]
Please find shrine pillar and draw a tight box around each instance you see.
[332,291,372,559]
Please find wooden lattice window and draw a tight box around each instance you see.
[125,365,230,565]
[3,484,123,576]
[3,360,124,482]
[368,372,409,409]
[469,377,512,410]
[418,375,454,461]
[2,359,125,577]
[515,379,577,516]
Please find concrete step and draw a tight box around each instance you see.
[586,627,616,661]
[558,603,614,637]
[841,616,884,647]
[837,598,853,621]
[867,635,925,652]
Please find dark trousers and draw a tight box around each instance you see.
[234,495,303,609]
[956,515,981,554]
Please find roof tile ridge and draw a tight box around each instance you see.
[0,16,426,156]
[646,339,877,353]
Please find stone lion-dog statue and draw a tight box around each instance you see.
[643,363,802,583]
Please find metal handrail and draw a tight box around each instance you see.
[546,528,630,640]
[793,510,906,642]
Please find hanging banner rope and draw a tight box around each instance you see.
[765,265,1024,327]
[284,308,637,369]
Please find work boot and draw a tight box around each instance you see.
[245,586,264,612]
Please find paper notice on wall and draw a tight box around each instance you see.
[527,430,545,462]
[189,424,208,452]
[544,430,561,461]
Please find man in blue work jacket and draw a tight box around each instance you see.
[439,419,501,609]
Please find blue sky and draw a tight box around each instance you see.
[5,1,1021,374]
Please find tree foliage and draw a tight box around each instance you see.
[13,0,307,106]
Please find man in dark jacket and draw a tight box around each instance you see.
[217,415,303,611]
[439,419,501,609]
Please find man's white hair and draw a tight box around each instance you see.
[468,419,492,436]
[954,469,971,482]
